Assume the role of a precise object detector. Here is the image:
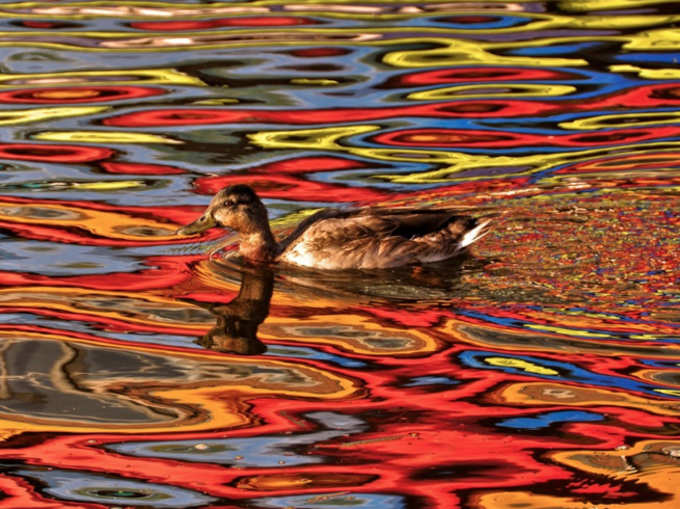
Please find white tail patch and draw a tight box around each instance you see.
[459,219,492,249]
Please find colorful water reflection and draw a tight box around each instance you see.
[0,0,677,507]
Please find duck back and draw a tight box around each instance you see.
[277,208,489,270]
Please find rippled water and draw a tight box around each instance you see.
[0,1,678,508]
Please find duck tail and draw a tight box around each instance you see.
[458,217,492,249]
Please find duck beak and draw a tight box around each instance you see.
[176,213,217,235]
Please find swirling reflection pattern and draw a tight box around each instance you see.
[0,1,676,508]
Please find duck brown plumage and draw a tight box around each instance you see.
[177,184,490,270]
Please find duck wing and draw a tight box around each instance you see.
[278,208,489,270]
[358,208,470,237]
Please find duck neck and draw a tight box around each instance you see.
[238,223,278,263]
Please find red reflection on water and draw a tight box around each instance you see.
[103,100,558,127]
[0,41,676,508]
[0,143,112,162]
[104,83,680,128]
[0,255,197,292]
[0,86,164,103]
[100,161,187,175]
[17,20,81,29]
[374,126,680,147]
[556,151,680,173]
[443,15,503,23]
[130,17,320,30]
[0,335,666,508]
[0,474,73,509]
[0,195,220,246]
[193,156,387,202]
[255,155,367,173]
[196,173,390,202]
[375,129,522,147]
[395,66,573,85]
[287,47,352,57]
[573,83,680,110]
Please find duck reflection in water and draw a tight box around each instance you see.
[194,268,273,355]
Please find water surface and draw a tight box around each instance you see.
[0,1,677,508]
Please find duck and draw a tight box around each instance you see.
[177,184,490,270]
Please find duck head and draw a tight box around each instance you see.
[178,185,277,262]
[178,185,270,235]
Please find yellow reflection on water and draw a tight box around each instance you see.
[610,64,680,80]
[0,106,107,125]
[251,124,680,184]
[548,440,680,508]
[561,112,680,129]
[263,314,439,356]
[249,125,378,152]
[34,131,183,144]
[496,382,680,417]
[0,68,203,87]
[0,286,211,332]
[408,83,576,101]
[383,36,587,68]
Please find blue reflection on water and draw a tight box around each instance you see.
[256,492,405,509]
[497,410,604,430]
[460,350,680,399]
[107,411,366,467]
[14,468,217,508]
